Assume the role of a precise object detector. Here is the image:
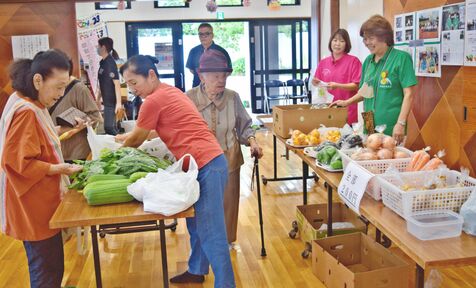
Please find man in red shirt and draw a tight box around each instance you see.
[117,55,235,287]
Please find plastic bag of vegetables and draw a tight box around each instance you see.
[459,168,476,236]
[128,154,200,216]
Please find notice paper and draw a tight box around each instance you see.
[11,34,49,60]
[442,3,465,65]
[338,162,373,215]
[465,0,476,66]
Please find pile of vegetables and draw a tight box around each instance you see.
[316,144,343,170]
[406,148,445,171]
[69,147,172,190]
[291,129,321,146]
[350,126,411,161]
[337,134,363,149]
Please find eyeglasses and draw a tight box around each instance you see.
[199,32,212,37]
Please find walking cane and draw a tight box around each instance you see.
[252,154,267,257]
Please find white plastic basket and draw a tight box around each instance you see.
[337,147,413,200]
[338,146,413,170]
[358,158,411,200]
[377,170,476,218]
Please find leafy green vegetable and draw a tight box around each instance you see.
[69,147,172,190]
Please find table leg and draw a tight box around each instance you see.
[159,220,169,288]
[416,265,424,288]
[90,225,103,288]
[273,135,277,179]
[302,161,308,205]
[327,184,333,236]
[376,228,382,243]
[261,135,312,184]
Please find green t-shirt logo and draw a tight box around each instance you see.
[379,70,392,89]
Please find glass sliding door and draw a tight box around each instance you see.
[126,22,185,90]
[249,19,311,113]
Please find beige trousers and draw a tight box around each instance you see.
[223,169,240,243]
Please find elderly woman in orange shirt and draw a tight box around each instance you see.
[0,49,82,288]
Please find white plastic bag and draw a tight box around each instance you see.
[460,168,476,235]
[128,154,200,216]
[87,125,175,161]
[424,269,442,288]
[87,126,121,160]
[139,138,175,161]
[310,81,334,104]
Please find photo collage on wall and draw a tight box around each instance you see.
[395,1,476,73]
[394,12,416,65]
[415,7,442,77]
[441,2,465,66]
[465,0,476,66]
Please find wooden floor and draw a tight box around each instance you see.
[1,129,476,287]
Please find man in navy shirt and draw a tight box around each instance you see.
[186,23,232,87]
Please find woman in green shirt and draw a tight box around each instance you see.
[332,15,417,144]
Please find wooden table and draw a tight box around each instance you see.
[50,191,194,288]
[291,150,476,288]
[257,118,476,287]
[359,196,476,287]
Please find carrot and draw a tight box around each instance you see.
[406,147,431,171]
[413,153,431,171]
[422,158,443,171]
[422,150,446,171]
[406,151,422,171]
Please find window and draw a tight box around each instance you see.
[216,0,243,7]
[267,0,300,6]
[154,0,190,8]
[95,1,131,10]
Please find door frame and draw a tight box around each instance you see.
[125,21,185,90]
[249,18,311,113]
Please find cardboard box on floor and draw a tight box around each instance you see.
[312,233,411,288]
[296,203,366,245]
[272,105,347,138]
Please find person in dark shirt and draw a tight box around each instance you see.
[97,37,122,135]
[186,23,232,87]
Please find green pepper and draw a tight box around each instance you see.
[330,159,343,170]
[324,146,337,158]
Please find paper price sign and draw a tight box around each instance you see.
[338,162,374,215]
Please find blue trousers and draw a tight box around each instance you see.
[187,154,236,287]
[103,105,118,135]
[23,233,64,288]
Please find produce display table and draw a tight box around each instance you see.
[290,150,476,288]
[256,117,476,287]
[49,191,194,288]
[359,196,476,287]
[257,114,315,186]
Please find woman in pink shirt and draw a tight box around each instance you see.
[312,29,362,124]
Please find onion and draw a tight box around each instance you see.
[377,148,394,160]
[394,150,410,159]
[359,152,379,160]
[366,134,383,150]
[382,136,396,150]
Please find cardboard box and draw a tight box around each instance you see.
[312,233,411,288]
[272,105,347,138]
[296,203,366,245]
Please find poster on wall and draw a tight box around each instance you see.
[416,8,442,42]
[394,13,415,44]
[464,0,476,66]
[154,43,174,70]
[11,34,49,60]
[442,3,465,65]
[76,13,108,97]
[395,45,415,67]
[415,44,441,77]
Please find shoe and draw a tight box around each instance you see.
[170,271,205,283]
